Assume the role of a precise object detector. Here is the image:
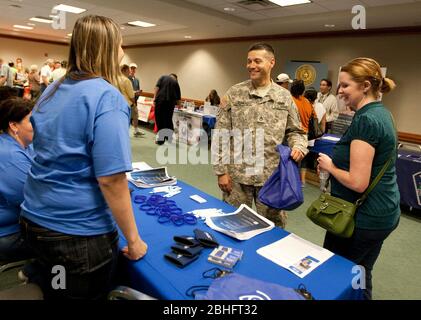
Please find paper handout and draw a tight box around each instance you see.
[205,204,274,240]
[127,167,177,188]
[256,233,334,278]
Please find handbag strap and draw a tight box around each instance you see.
[355,113,397,207]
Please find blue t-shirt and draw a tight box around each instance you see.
[0,134,34,237]
[21,77,133,236]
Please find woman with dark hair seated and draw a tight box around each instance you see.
[0,97,34,261]
[205,89,221,106]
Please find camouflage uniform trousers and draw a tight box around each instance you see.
[222,180,288,228]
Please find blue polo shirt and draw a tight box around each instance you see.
[21,77,133,236]
[0,133,34,237]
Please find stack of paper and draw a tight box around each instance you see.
[127,167,177,188]
[256,234,334,278]
[205,204,274,240]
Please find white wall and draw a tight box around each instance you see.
[0,36,68,71]
[124,34,421,134]
[2,33,420,134]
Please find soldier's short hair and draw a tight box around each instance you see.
[248,43,275,56]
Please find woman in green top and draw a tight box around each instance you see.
[317,57,400,300]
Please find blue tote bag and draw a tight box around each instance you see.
[258,144,303,210]
[198,273,310,300]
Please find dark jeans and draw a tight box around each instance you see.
[0,231,32,261]
[323,221,398,300]
[20,217,119,300]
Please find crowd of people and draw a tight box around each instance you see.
[0,14,400,301]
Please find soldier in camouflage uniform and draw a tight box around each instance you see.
[211,43,308,228]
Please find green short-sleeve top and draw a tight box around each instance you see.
[331,101,400,230]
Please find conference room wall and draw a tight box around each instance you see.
[0,37,68,71]
[124,33,421,134]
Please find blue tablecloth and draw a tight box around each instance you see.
[119,180,363,300]
[310,134,341,157]
[396,150,421,210]
[202,115,216,130]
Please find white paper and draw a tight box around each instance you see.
[320,136,340,142]
[126,166,177,188]
[205,204,274,240]
[190,194,207,203]
[131,162,153,171]
[256,234,334,278]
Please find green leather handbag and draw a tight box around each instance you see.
[306,155,394,238]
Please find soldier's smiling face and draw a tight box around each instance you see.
[247,50,275,84]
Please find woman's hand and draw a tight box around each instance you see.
[317,152,334,173]
[122,236,148,260]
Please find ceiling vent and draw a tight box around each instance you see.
[236,0,277,10]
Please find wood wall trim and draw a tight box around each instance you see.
[141,92,204,106]
[124,26,421,49]
[398,132,421,145]
[0,34,69,46]
[142,92,421,143]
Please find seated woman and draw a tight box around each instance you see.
[205,89,221,106]
[0,97,34,261]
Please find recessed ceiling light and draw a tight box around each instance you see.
[127,20,156,27]
[224,7,235,12]
[268,0,311,6]
[324,24,335,28]
[53,4,86,14]
[30,16,53,24]
[184,35,192,39]
[13,25,34,30]
[120,26,125,30]
[27,23,36,26]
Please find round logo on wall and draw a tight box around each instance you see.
[295,64,317,86]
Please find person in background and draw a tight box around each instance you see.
[120,64,143,137]
[275,73,293,90]
[290,79,314,186]
[317,57,400,300]
[301,88,326,185]
[205,89,221,106]
[0,98,34,262]
[27,65,41,101]
[20,15,148,300]
[316,79,339,132]
[212,43,307,228]
[0,58,10,87]
[153,73,181,145]
[128,63,145,136]
[39,59,54,94]
[51,60,67,82]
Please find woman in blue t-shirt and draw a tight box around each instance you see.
[0,97,34,261]
[317,57,400,300]
[20,15,148,300]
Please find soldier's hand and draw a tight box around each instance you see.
[291,148,305,162]
[218,174,232,194]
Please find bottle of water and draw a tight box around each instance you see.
[319,170,330,192]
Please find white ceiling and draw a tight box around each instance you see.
[1,0,421,45]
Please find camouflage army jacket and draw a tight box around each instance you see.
[211,79,308,186]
